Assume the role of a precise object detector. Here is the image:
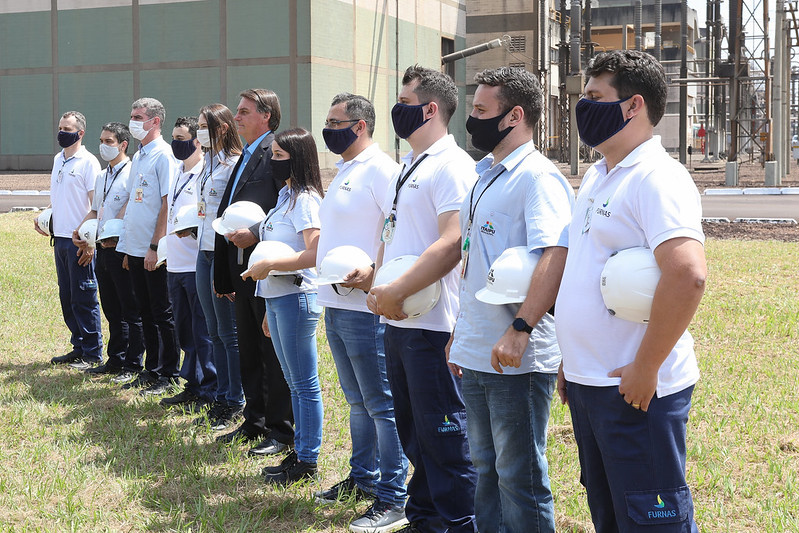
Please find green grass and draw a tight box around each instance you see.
[1,211,798,531]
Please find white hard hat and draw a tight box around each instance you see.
[600,247,661,323]
[155,236,168,268]
[317,245,372,285]
[476,246,539,305]
[78,219,99,248]
[170,204,201,235]
[212,201,266,236]
[373,255,441,318]
[241,240,299,278]
[38,208,53,236]
[98,218,123,241]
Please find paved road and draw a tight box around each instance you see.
[0,194,49,213]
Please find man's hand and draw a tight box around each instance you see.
[144,248,158,271]
[71,229,85,248]
[556,362,568,406]
[445,333,462,378]
[34,217,48,236]
[368,283,408,321]
[608,360,658,412]
[226,229,258,249]
[490,327,529,374]
[175,229,194,239]
[340,265,374,292]
[76,246,94,267]
[261,314,271,337]
[122,255,129,270]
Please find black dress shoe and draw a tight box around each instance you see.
[121,371,157,390]
[51,350,82,365]
[261,450,298,476]
[85,362,123,375]
[215,424,262,444]
[249,437,290,457]
[264,458,317,485]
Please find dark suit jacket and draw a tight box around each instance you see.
[214,131,280,295]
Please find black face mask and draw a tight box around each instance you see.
[322,126,358,155]
[466,108,514,153]
[270,158,292,184]
[391,102,430,139]
[171,138,196,160]
[57,130,80,148]
[575,96,633,147]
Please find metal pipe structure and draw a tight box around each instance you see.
[441,38,503,64]
[764,0,773,167]
[728,0,742,162]
[714,0,724,159]
[655,0,663,61]
[570,0,583,175]
[775,1,784,178]
[634,1,642,51]
[679,0,688,164]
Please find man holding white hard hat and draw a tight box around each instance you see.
[446,67,573,533]
[555,50,706,532]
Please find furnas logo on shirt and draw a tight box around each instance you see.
[339,178,352,192]
[647,495,677,519]
[437,415,460,434]
[595,197,611,217]
[407,174,420,189]
[480,220,496,236]
[602,197,610,208]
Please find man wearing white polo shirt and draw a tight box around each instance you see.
[38,110,103,367]
[448,67,574,533]
[555,50,706,532]
[314,93,408,533]
[117,97,181,393]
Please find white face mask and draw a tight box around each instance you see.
[99,144,120,162]
[197,128,212,148]
[128,117,154,140]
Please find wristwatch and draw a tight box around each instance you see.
[149,243,158,252]
[512,317,533,334]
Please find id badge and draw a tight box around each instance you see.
[197,200,206,218]
[134,188,144,203]
[97,206,105,221]
[460,231,471,278]
[582,198,594,234]
[381,213,396,244]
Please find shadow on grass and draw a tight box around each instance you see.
[0,359,357,531]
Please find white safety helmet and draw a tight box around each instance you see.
[476,246,539,305]
[97,218,123,242]
[317,245,372,285]
[212,201,266,236]
[373,255,441,318]
[241,240,299,278]
[77,219,99,248]
[170,204,201,235]
[38,208,53,236]
[600,247,661,323]
[155,235,168,268]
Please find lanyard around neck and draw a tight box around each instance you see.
[389,153,429,214]
[171,172,194,210]
[102,160,129,203]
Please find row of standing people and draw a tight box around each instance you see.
[38,50,706,533]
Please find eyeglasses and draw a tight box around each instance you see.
[324,118,360,128]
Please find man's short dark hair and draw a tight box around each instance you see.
[174,116,198,138]
[402,65,458,124]
[331,93,376,136]
[585,50,668,126]
[101,122,131,154]
[239,88,281,131]
[474,67,542,128]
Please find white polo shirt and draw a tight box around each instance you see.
[165,159,201,273]
[555,136,704,397]
[117,137,180,258]
[197,150,238,252]
[255,187,322,299]
[380,134,477,333]
[449,141,574,375]
[50,146,101,238]
[91,158,131,234]
[317,143,398,312]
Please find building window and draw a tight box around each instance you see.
[509,62,526,69]
[442,37,455,79]
[508,35,526,53]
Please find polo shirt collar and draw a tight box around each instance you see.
[476,139,536,176]
[336,142,381,170]
[401,134,455,165]
[597,135,664,173]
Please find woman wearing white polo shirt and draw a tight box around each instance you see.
[243,128,324,485]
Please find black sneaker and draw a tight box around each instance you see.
[51,350,82,365]
[393,524,421,533]
[261,450,298,476]
[68,359,99,371]
[85,362,123,375]
[140,378,178,397]
[264,457,317,486]
[348,500,409,533]
[314,476,375,504]
[207,404,244,431]
[159,388,198,407]
[111,369,139,384]
[121,371,156,390]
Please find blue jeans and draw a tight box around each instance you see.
[167,271,217,401]
[53,237,103,361]
[567,382,698,533]
[265,292,323,464]
[462,369,557,533]
[325,308,408,506]
[196,251,244,407]
[384,326,477,533]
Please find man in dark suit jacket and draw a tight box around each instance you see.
[213,88,294,456]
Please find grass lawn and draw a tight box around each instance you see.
[1,211,798,532]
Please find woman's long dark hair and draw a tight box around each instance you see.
[273,128,324,208]
[199,103,242,157]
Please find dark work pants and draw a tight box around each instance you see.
[95,247,144,370]
[235,293,294,445]
[126,256,179,379]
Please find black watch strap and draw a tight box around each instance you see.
[149,243,158,252]
[512,317,533,334]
